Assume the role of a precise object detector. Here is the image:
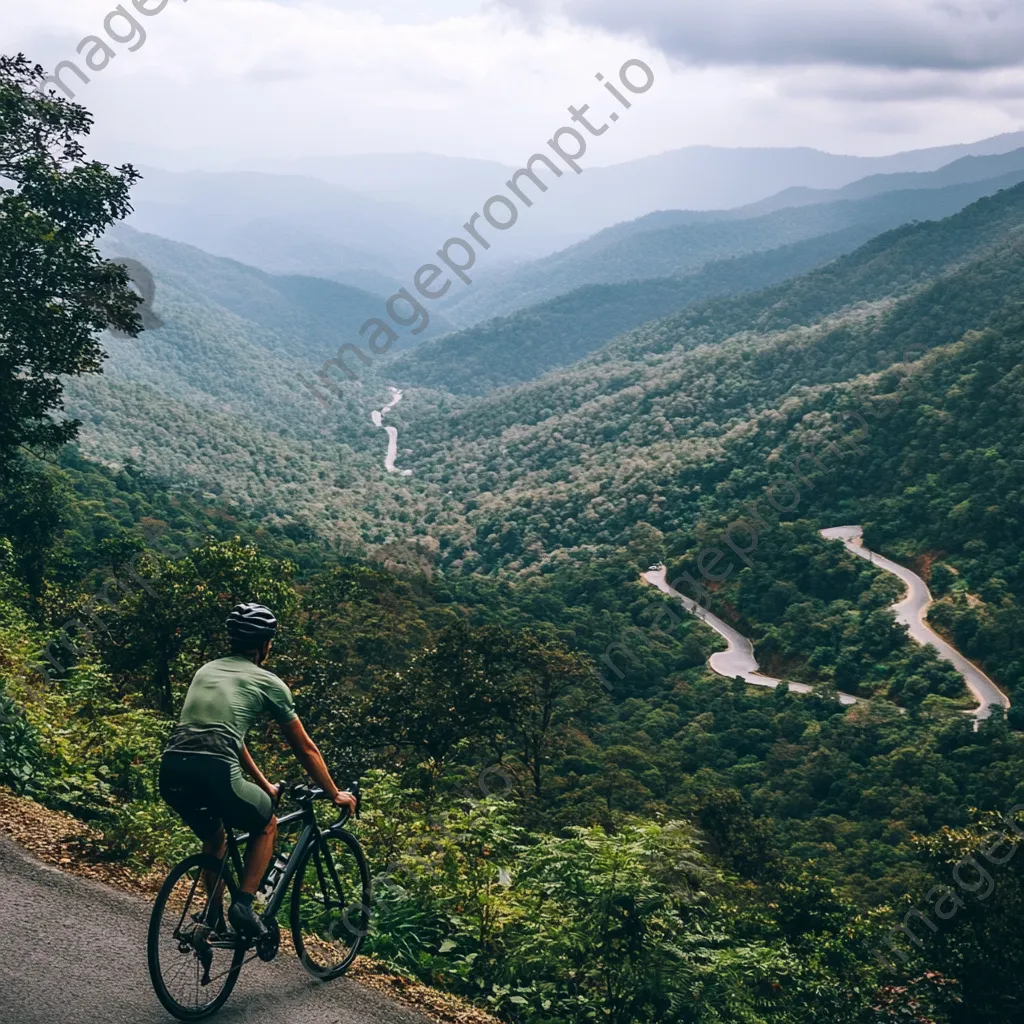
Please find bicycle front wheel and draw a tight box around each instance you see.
[290,828,371,979]
[148,854,246,1020]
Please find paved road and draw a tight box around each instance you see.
[0,836,429,1024]
[371,387,413,477]
[821,526,1011,721]
[642,569,858,705]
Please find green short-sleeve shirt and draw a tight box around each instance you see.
[170,657,298,764]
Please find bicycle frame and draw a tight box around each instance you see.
[225,803,317,921]
[149,784,363,1020]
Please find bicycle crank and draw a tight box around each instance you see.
[256,918,280,962]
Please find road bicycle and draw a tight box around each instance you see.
[147,781,371,1020]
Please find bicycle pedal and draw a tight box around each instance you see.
[229,901,268,940]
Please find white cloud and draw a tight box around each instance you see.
[2,0,1022,170]
[498,0,1024,71]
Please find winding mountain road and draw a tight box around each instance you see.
[643,529,1011,722]
[371,387,412,477]
[820,526,1010,720]
[642,568,859,705]
[0,836,428,1024]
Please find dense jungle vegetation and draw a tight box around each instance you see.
[3,54,1024,1023]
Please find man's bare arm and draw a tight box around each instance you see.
[240,744,278,801]
[279,717,356,812]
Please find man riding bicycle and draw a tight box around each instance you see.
[159,602,356,938]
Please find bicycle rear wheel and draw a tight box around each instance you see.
[148,854,246,1020]
[290,827,371,979]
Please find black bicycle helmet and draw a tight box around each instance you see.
[226,603,278,643]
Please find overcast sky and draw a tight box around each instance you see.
[5,0,1023,170]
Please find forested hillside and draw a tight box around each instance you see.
[401,181,1024,455]
[9,455,1024,1023]
[102,225,454,362]
[391,226,877,395]
[384,182,1024,715]
[64,227,456,549]
[6,57,1024,1024]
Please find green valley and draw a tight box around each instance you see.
[4,52,1024,1024]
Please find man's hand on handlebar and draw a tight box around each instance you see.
[274,777,359,817]
[333,790,357,814]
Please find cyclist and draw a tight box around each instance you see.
[159,602,356,938]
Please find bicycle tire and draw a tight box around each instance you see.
[290,827,371,980]
[148,854,246,1020]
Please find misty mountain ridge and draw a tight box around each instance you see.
[437,164,1024,325]
[126,132,1024,297]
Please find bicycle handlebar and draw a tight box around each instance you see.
[278,779,361,827]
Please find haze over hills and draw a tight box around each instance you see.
[246,153,520,221]
[722,146,1024,217]
[246,131,1024,221]
[126,167,452,295]
[549,131,1024,220]
[130,133,1024,296]
[438,163,1024,325]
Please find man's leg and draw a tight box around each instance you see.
[240,815,277,895]
[201,826,228,912]
[225,773,277,936]
[228,816,277,938]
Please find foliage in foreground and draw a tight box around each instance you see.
[0,527,995,1024]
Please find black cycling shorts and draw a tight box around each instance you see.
[159,753,273,843]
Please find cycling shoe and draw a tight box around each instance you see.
[228,899,268,939]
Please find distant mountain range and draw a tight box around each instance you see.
[709,145,1024,218]
[249,131,1024,221]
[436,157,1024,327]
[128,133,1024,295]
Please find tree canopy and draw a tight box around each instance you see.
[0,54,141,474]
